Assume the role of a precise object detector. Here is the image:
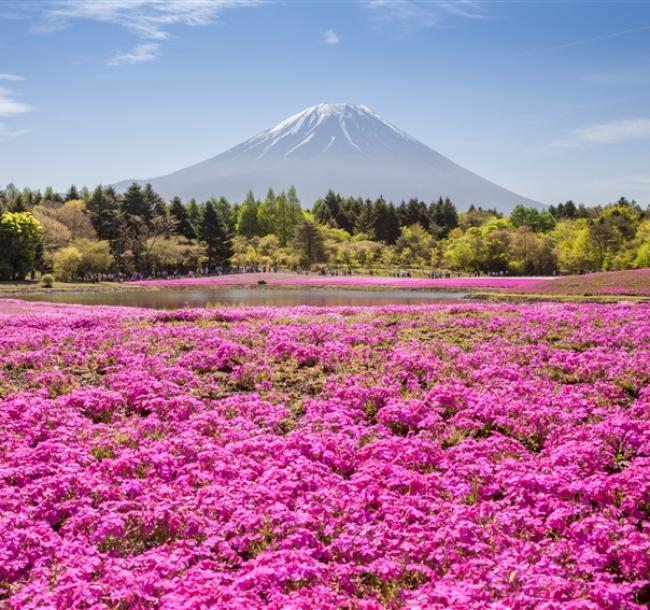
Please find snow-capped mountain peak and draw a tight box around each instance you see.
[114,103,543,211]
[241,103,416,160]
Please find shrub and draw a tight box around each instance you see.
[40,274,54,288]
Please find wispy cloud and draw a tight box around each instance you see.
[583,66,650,86]
[108,42,160,66]
[0,79,31,140]
[0,86,32,117]
[323,28,339,45]
[552,118,650,148]
[0,73,25,81]
[592,174,650,194]
[32,0,264,65]
[514,25,650,58]
[0,123,30,140]
[364,0,488,29]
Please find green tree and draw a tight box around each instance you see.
[170,197,196,240]
[444,227,484,272]
[187,199,201,230]
[237,190,260,238]
[257,188,276,236]
[272,191,303,246]
[87,186,121,241]
[551,219,599,273]
[509,226,557,275]
[394,223,437,267]
[510,205,556,233]
[74,239,113,278]
[373,198,400,245]
[0,211,43,280]
[53,245,82,281]
[199,200,232,266]
[65,184,80,201]
[292,219,326,266]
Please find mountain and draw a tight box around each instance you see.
[114,103,543,211]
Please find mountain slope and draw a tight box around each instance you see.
[115,103,543,211]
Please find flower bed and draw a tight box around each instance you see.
[499,269,650,298]
[130,272,550,290]
[1,300,649,608]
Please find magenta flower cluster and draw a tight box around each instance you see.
[1,300,649,609]
[130,272,549,290]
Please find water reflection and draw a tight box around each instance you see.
[20,286,468,309]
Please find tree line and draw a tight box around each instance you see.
[0,181,648,281]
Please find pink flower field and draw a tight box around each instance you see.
[1,299,649,609]
[130,273,550,291]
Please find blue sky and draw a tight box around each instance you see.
[1,0,650,206]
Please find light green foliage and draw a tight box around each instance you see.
[0,211,43,280]
[74,239,113,277]
[53,245,83,282]
[146,236,203,272]
[550,219,598,273]
[394,223,437,267]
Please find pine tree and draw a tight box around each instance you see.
[237,190,259,238]
[170,196,196,240]
[187,199,201,230]
[142,183,164,226]
[122,183,149,231]
[272,191,303,247]
[65,185,80,201]
[257,188,276,236]
[373,197,400,244]
[199,200,232,266]
[87,185,121,240]
[292,219,326,266]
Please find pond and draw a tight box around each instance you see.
[19,286,468,309]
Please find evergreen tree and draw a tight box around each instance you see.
[87,185,121,241]
[315,190,341,226]
[357,198,376,237]
[121,183,150,231]
[373,197,400,244]
[257,188,276,236]
[65,185,80,201]
[292,219,326,266]
[273,191,303,246]
[237,190,259,238]
[187,199,201,230]
[199,200,232,266]
[11,193,26,212]
[170,196,196,240]
[215,197,236,232]
[142,183,165,225]
[43,186,58,202]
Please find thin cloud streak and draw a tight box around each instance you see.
[514,25,650,58]
[0,73,25,81]
[552,118,650,148]
[0,87,32,117]
[364,0,488,29]
[583,66,650,86]
[0,123,30,140]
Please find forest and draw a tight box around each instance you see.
[0,182,648,281]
